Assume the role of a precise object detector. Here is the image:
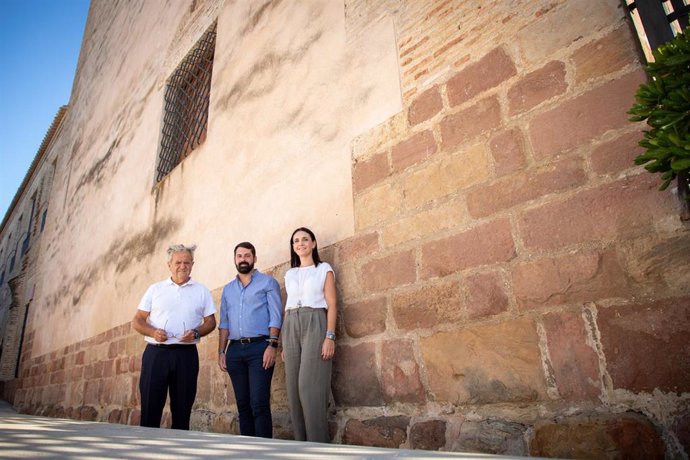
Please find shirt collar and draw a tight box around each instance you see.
[166,277,195,287]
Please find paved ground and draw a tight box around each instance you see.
[0,400,523,459]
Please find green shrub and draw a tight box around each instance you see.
[628,28,690,193]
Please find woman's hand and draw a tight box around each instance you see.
[322,338,335,360]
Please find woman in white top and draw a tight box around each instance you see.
[282,227,337,443]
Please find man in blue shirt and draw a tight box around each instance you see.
[218,242,282,438]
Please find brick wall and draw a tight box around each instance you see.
[3,0,689,458]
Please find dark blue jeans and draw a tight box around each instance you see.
[225,340,274,438]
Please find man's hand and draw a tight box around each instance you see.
[263,345,276,369]
[178,330,195,343]
[152,328,168,343]
[218,353,227,371]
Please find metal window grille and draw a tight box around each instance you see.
[155,22,217,183]
[625,0,690,61]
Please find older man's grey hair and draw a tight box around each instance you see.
[167,244,197,262]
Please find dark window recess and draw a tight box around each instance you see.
[9,254,15,272]
[625,0,689,61]
[20,234,30,258]
[155,22,217,183]
[40,209,48,233]
[0,271,4,285]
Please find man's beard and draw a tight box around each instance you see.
[236,262,254,274]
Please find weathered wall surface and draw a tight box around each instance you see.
[2,0,689,458]
[27,0,401,357]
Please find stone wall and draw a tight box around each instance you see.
[2,0,689,458]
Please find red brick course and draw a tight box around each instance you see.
[440,96,502,151]
[361,250,416,293]
[467,156,587,218]
[529,71,647,158]
[597,297,690,394]
[508,60,567,116]
[421,219,516,279]
[512,250,630,310]
[542,311,601,399]
[391,130,437,173]
[489,128,527,177]
[408,86,443,126]
[353,151,389,193]
[518,174,674,250]
[446,47,517,107]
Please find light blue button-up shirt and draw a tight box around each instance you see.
[218,270,282,340]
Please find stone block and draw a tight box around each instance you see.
[518,174,674,250]
[391,280,462,331]
[336,232,379,264]
[353,151,389,193]
[597,297,690,394]
[402,143,489,210]
[361,250,416,294]
[529,71,646,158]
[618,234,690,296]
[343,297,386,338]
[543,311,600,399]
[332,342,383,406]
[342,415,410,448]
[464,271,509,319]
[573,26,640,84]
[590,130,645,176]
[453,419,527,455]
[530,412,665,459]
[517,1,622,64]
[489,128,527,177]
[508,60,567,115]
[440,97,502,151]
[467,156,586,218]
[420,317,547,404]
[381,339,425,404]
[410,420,446,451]
[355,183,401,230]
[446,48,516,107]
[83,380,100,405]
[381,197,470,249]
[391,130,437,174]
[408,85,443,126]
[512,250,630,310]
[421,219,515,279]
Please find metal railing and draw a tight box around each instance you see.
[625,0,689,61]
[155,23,217,183]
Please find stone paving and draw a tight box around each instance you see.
[0,401,522,459]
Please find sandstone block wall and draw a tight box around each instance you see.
[2,0,689,458]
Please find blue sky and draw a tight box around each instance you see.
[0,0,90,219]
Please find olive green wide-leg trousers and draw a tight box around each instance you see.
[283,307,332,443]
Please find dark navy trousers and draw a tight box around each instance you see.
[226,340,274,438]
[139,344,199,430]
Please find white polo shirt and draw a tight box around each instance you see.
[138,277,216,345]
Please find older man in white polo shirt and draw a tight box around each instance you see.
[132,244,217,430]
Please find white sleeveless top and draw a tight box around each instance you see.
[284,262,334,310]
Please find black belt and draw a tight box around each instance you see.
[230,336,267,345]
[148,343,195,349]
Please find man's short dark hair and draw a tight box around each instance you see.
[234,241,256,256]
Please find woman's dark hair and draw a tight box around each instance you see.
[289,227,322,268]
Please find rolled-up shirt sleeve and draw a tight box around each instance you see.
[267,277,283,330]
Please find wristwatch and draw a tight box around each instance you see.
[267,338,279,348]
[193,328,201,340]
[325,330,336,341]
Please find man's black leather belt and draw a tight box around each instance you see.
[148,343,194,349]
[230,336,267,344]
